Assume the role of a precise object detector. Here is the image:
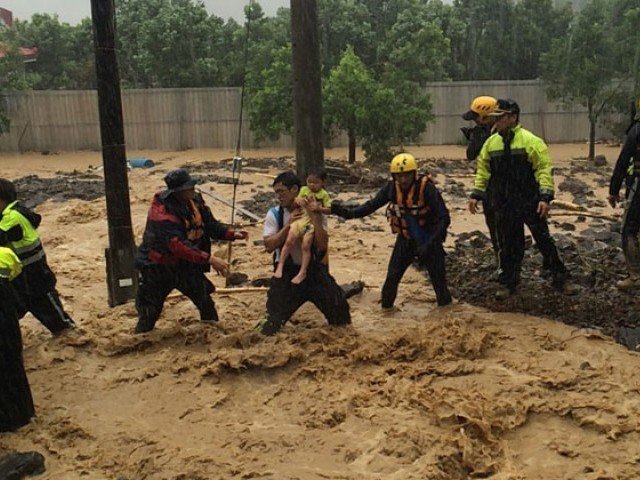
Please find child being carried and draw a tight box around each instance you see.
[274,170,331,284]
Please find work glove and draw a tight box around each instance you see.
[330,201,353,219]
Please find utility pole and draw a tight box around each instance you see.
[290,0,324,179]
[90,0,138,307]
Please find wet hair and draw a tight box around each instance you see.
[0,178,17,204]
[307,169,327,182]
[273,170,302,189]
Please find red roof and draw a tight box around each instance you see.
[0,45,39,60]
[0,8,13,28]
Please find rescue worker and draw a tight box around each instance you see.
[256,171,351,335]
[461,96,500,262]
[134,168,248,333]
[0,178,75,335]
[461,95,498,162]
[331,153,452,309]
[608,98,640,289]
[468,99,572,298]
[0,246,35,432]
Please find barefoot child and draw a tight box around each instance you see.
[274,170,331,284]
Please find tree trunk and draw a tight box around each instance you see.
[588,99,596,162]
[290,0,324,179]
[348,130,356,164]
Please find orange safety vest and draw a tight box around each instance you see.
[185,200,205,242]
[386,176,432,238]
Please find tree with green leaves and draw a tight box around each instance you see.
[324,46,375,163]
[7,13,92,90]
[380,0,450,84]
[0,45,38,134]
[541,0,631,160]
[116,0,227,88]
[246,44,293,142]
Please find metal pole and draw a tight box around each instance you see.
[291,0,324,180]
[90,0,138,307]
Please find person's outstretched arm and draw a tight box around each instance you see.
[331,182,393,219]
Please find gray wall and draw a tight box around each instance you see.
[0,80,606,153]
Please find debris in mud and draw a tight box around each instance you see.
[14,174,105,208]
[594,154,607,167]
[226,272,249,287]
[0,451,46,479]
[447,226,640,340]
[240,192,272,216]
[198,174,252,185]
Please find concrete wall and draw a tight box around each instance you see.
[0,80,606,152]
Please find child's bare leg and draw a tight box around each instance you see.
[291,231,314,285]
[274,229,299,279]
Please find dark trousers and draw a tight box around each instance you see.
[495,203,567,291]
[13,259,74,335]
[382,236,451,308]
[0,283,35,432]
[483,201,500,260]
[260,260,351,336]
[622,176,640,275]
[135,264,218,333]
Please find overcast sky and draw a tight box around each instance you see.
[1,0,290,25]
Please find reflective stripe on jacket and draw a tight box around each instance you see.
[0,201,45,266]
[0,246,22,281]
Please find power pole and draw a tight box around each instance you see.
[90,0,138,307]
[290,0,324,179]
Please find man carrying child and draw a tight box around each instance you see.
[256,171,350,335]
[274,169,331,284]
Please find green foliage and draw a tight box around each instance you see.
[380,1,450,84]
[9,13,92,89]
[323,47,374,141]
[246,45,293,142]
[116,0,228,88]
[541,0,630,122]
[323,47,432,163]
[0,45,37,134]
[541,0,637,156]
[361,73,433,162]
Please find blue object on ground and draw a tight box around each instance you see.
[128,157,155,168]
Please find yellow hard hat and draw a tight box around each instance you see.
[390,153,417,173]
[462,96,498,120]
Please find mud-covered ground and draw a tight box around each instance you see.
[1,145,640,480]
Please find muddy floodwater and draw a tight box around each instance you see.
[1,144,639,479]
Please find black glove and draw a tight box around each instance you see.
[331,201,353,219]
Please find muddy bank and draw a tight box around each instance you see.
[13,173,105,208]
[447,229,639,340]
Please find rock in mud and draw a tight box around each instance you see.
[0,451,45,479]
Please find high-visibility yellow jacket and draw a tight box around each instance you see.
[0,246,22,281]
[0,201,45,267]
[471,125,555,204]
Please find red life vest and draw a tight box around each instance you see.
[386,176,432,238]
